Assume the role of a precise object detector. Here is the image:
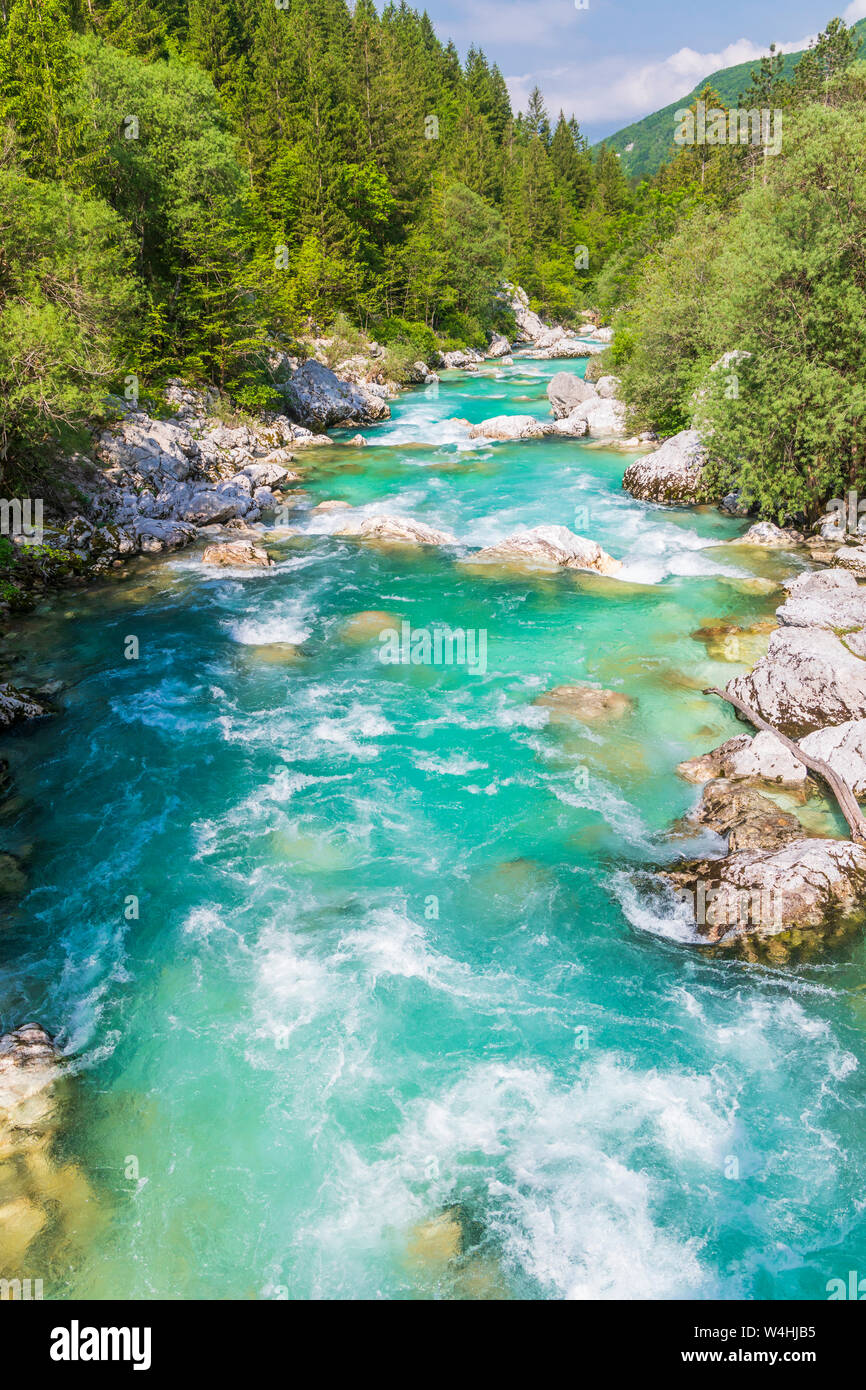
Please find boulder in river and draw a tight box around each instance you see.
[622,430,711,505]
[334,513,458,547]
[799,720,866,798]
[725,626,866,738]
[486,333,512,359]
[468,524,622,576]
[738,521,805,547]
[282,360,390,429]
[558,397,626,439]
[468,414,555,441]
[678,731,807,788]
[546,372,597,419]
[201,540,274,568]
[775,568,866,630]
[664,838,866,946]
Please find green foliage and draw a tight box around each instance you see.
[695,102,866,523]
[0,169,141,480]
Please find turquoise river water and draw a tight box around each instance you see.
[2,354,866,1300]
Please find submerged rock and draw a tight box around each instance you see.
[469,525,621,576]
[334,514,457,547]
[201,540,273,569]
[622,430,711,505]
[691,619,776,664]
[0,1024,61,1138]
[340,610,402,644]
[534,684,633,723]
[406,1208,463,1269]
[686,780,803,852]
[0,852,27,897]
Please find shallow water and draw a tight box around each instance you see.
[2,356,865,1300]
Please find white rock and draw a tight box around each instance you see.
[739,521,804,547]
[834,546,866,579]
[468,524,621,576]
[595,375,622,400]
[334,514,457,546]
[468,414,554,441]
[566,397,626,439]
[726,626,866,737]
[799,720,866,796]
[487,333,512,358]
[283,360,390,429]
[546,372,597,419]
[623,429,710,505]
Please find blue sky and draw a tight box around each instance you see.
[420,0,866,141]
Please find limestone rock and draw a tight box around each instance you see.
[623,430,711,505]
[282,359,390,429]
[469,525,621,576]
[0,684,49,728]
[468,414,554,442]
[546,372,597,419]
[799,720,866,797]
[739,521,805,547]
[664,839,866,944]
[776,568,866,630]
[834,546,866,579]
[687,780,803,852]
[725,626,866,738]
[201,540,273,568]
[334,514,457,547]
[678,731,807,787]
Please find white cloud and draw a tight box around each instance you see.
[506,32,818,126]
[843,0,866,20]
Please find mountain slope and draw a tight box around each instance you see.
[595,16,866,182]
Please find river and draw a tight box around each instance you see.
[2,353,865,1300]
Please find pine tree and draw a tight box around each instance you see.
[0,0,83,177]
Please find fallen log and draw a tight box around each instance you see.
[704,685,866,844]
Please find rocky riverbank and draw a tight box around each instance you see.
[654,544,866,955]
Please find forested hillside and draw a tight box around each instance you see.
[0,0,629,475]
[0,2,864,527]
[598,15,866,181]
